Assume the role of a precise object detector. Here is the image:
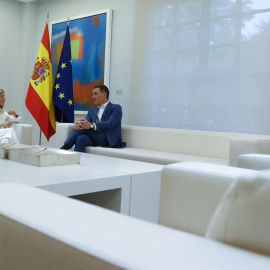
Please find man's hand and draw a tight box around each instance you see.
[74,119,91,130]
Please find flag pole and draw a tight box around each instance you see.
[39,130,42,146]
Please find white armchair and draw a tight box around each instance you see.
[55,123,74,148]
[12,124,33,145]
[158,162,256,236]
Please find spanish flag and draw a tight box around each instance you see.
[26,22,56,141]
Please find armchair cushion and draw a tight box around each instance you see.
[206,170,270,256]
[237,154,270,171]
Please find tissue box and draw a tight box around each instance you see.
[8,147,80,167]
[0,144,34,159]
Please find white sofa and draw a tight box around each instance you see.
[55,123,270,166]
[12,123,33,145]
[1,183,270,269]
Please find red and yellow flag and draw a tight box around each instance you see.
[25,22,56,141]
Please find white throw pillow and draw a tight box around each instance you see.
[206,170,270,256]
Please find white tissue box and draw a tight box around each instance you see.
[8,147,80,167]
[0,144,34,159]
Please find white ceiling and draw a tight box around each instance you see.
[15,0,56,3]
[17,0,35,2]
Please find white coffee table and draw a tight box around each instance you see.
[80,153,163,223]
[1,152,163,223]
[0,159,131,214]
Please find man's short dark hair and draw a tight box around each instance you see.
[93,85,109,100]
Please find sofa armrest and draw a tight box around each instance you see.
[159,162,255,236]
[229,137,270,166]
[55,123,74,148]
[11,124,33,145]
[0,183,269,269]
[237,154,270,171]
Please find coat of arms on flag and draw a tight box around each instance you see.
[31,57,50,85]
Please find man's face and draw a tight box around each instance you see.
[92,88,107,106]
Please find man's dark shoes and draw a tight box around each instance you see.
[60,144,70,150]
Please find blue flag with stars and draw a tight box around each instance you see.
[53,24,74,123]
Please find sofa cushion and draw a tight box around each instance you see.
[206,170,270,256]
[121,125,230,160]
[87,147,228,165]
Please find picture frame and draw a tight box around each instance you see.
[50,9,112,114]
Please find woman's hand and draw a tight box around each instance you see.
[7,109,18,117]
[1,122,12,128]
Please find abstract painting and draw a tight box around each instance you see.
[51,10,112,113]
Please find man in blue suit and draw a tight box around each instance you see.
[60,85,125,152]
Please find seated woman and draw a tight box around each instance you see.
[0,89,21,144]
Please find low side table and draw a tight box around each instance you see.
[80,153,163,223]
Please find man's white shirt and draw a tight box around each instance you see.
[97,101,109,122]
[94,101,109,130]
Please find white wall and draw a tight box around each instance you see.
[0,1,22,112]
[19,2,39,142]
[0,0,135,146]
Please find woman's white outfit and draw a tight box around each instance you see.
[0,108,21,144]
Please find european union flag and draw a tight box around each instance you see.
[53,24,74,123]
